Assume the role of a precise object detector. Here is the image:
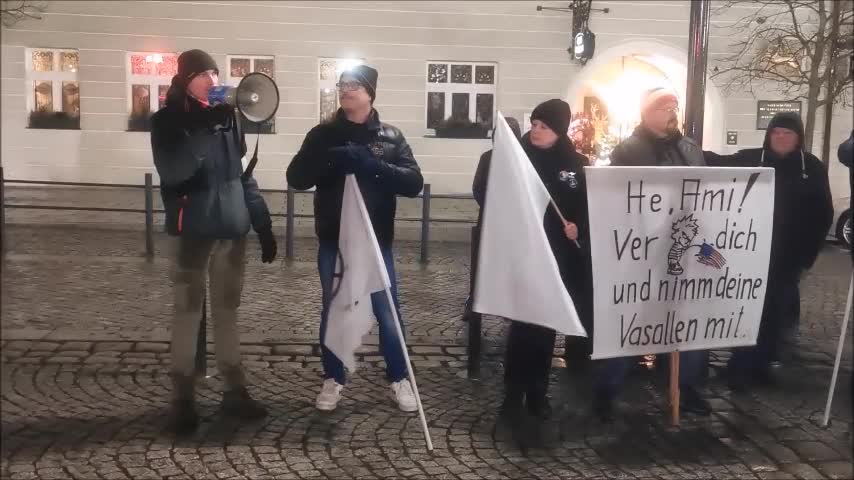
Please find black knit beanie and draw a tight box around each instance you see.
[176,49,219,85]
[763,111,805,150]
[531,99,571,136]
[342,65,379,103]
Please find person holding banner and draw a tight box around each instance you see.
[594,87,712,421]
[474,99,592,420]
[711,112,834,392]
[286,64,424,412]
[150,49,277,434]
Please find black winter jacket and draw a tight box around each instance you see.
[705,133,833,277]
[150,93,272,238]
[286,109,423,246]
[472,135,591,285]
[610,126,705,167]
[714,148,831,275]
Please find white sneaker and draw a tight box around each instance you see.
[315,379,343,411]
[390,379,418,412]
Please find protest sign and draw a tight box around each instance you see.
[586,167,775,359]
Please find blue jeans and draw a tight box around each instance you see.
[595,349,707,397]
[318,241,407,385]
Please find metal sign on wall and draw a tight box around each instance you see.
[756,100,802,130]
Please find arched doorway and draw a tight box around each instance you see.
[566,39,724,164]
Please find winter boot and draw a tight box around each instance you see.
[168,374,200,435]
[221,386,268,420]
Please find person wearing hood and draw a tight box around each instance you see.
[150,49,277,434]
[478,99,593,421]
[595,88,712,422]
[286,65,424,414]
[719,112,834,391]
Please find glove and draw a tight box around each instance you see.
[328,144,380,175]
[206,104,234,130]
[257,227,277,264]
[346,144,381,175]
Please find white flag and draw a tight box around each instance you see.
[473,113,587,337]
[323,175,392,371]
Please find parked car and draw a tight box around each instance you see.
[832,195,851,249]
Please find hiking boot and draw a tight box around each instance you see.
[680,386,712,416]
[221,386,268,420]
[168,374,199,435]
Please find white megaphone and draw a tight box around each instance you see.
[207,72,280,123]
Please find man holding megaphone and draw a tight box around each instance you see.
[150,49,277,434]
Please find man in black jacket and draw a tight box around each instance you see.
[716,112,834,391]
[150,49,277,434]
[594,88,712,421]
[286,65,424,413]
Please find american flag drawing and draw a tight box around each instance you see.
[696,242,726,269]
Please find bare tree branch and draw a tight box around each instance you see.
[712,0,852,153]
[0,0,47,27]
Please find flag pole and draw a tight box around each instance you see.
[383,287,434,451]
[822,272,853,427]
[548,198,582,249]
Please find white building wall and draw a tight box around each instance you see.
[1,0,851,197]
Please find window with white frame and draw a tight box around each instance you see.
[126,51,178,131]
[25,48,80,130]
[425,61,497,138]
[226,55,276,134]
[317,58,364,123]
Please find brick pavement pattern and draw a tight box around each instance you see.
[2,217,853,479]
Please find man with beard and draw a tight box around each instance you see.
[594,87,711,422]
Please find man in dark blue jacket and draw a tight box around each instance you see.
[151,49,277,434]
[286,65,423,413]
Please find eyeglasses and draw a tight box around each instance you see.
[336,81,363,92]
[654,106,680,114]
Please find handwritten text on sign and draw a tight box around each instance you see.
[586,167,775,359]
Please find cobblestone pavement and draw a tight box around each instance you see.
[2,219,854,479]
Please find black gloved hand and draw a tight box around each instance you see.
[327,144,380,176]
[344,143,381,175]
[257,227,277,264]
[207,104,234,129]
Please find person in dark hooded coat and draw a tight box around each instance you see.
[474,99,592,421]
[710,112,834,391]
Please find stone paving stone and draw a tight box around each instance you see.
[814,461,853,480]
[3,222,854,480]
[786,463,832,479]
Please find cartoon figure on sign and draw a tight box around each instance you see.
[667,214,727,275]
[668,215,699,275]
